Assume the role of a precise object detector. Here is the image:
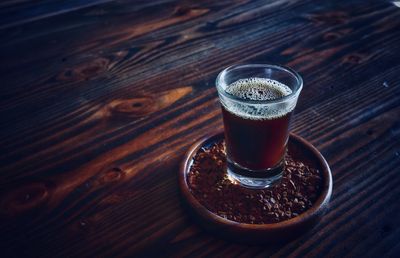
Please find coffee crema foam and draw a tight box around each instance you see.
[226,78,292,100]
[222,77,295,120]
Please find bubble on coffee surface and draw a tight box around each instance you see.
[226,78,292,101]
[223,78,295,120]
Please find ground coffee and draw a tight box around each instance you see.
[187,140,322,224]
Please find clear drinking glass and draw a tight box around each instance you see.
[216,64,303,188]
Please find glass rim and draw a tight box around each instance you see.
[216,63,303,105]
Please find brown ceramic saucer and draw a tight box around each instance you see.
[179,131,333,242]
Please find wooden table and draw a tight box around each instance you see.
[1,0,399,257]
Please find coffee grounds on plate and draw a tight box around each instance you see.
[187,141,322,224]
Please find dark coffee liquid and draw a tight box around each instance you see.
[222,107,292,170]
[222,78,293,171]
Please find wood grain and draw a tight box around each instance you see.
[1,0,400,257]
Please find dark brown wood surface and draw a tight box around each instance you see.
[1,0,399,257]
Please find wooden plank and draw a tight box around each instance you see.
[0,0,399,257]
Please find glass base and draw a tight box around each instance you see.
[226,159,284,189]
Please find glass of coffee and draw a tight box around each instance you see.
[216,64,303,188]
